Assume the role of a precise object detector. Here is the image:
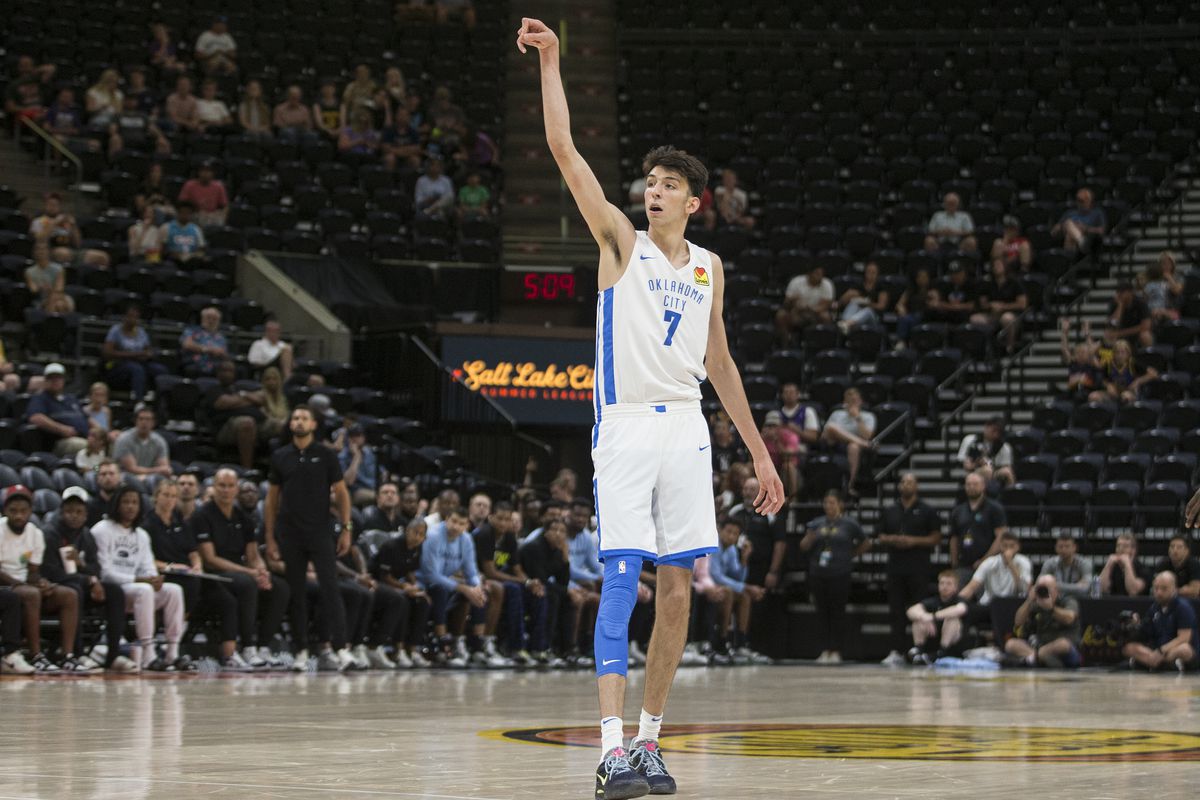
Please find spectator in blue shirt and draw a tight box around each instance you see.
[25,363,89,456]
[336,423,377,507]
[161,201,207,263]
[566,499,602,589]
[707,518,767,660]
[101,303,168,401]
[419,507,489,667]
[179,306,229,377]
[1052,188,1106,254]
[1123,571,1198,672]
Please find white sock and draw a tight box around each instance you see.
[165,642,179,661]
[601,716,624,755]
[637,708,663,743]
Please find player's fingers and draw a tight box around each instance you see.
[753,485,767,511]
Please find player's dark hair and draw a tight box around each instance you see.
[642,145,709,200]
[447,505,469,520]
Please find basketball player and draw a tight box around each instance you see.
[519,18,786,799]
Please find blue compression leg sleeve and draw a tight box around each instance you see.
[595,555,643,677]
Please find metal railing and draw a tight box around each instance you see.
[19,117,83,191]
[403,333,553,484]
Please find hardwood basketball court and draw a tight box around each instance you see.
[3,664,1197,798]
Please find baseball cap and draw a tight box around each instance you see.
[763,410,783,426]
[43,362,65,377]
[1002,215,1020,228]
[62,486,90,505]
[3,485,32,507]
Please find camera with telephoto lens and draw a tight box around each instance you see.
[1035,585,1050,599]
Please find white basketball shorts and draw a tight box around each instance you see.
[591,400,718,564]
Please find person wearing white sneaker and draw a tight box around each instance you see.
[800,491,868,668]
[370,519,432,669]
[145,479,242,669]
[0,587,33,674]
[367,644,397,670]
[474,502,538,665]
[193,469,292,670]
[264,408,354,680]
[41,487,131,672]
[420,508,490,666]
[290,649,310,672]
[91,486,187,671]
[2,486,84,673]
[708,518,768,660]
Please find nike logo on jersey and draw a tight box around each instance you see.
[639,254,655,260]
[602,658,620,666]
[699,445,711,451]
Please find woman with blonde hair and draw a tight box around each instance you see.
[86,69,124,130]
[259,366,290,437]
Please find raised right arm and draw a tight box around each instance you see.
[519,18,633,270]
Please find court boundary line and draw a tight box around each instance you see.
[0,772,506,800]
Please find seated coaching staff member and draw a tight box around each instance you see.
[264,405,353,671]
[193,467,290,669]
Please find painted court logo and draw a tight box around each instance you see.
[483,724,1200,763]
[693,266,710,286]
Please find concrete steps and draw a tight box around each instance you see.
[502,2,621,250]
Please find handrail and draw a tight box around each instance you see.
[407,334,520,428]
[19,117,83,190]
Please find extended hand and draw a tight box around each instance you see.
[752,455,786,515]
[1186,486,1200,528]
[516,17,558,53]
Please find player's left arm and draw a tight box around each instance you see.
[705,253,785,515]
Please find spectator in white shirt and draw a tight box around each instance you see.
[776,265,834,341]
[90,485,186,671]
[956,416,1014,488]
[194,17,238,76]
[822,388,877,497]
[195,80,234,133]
[924,192,977,254]
[958,531,1031,640]
[714,169,754,229]
[247,319,294,380]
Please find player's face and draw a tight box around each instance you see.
[645,168,697,225]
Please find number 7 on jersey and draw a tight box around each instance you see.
[662,310,682,347]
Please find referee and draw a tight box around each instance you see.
[265,404,354,672]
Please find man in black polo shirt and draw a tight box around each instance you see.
[193,467,291,670]
[877,473,942,665]
[728,476,787,655]
[370,518,432,668]
[948,472,1007,585]
[264,404,353,673]
[362,481,409,533]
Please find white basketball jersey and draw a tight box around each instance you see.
[593,231,714,413]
